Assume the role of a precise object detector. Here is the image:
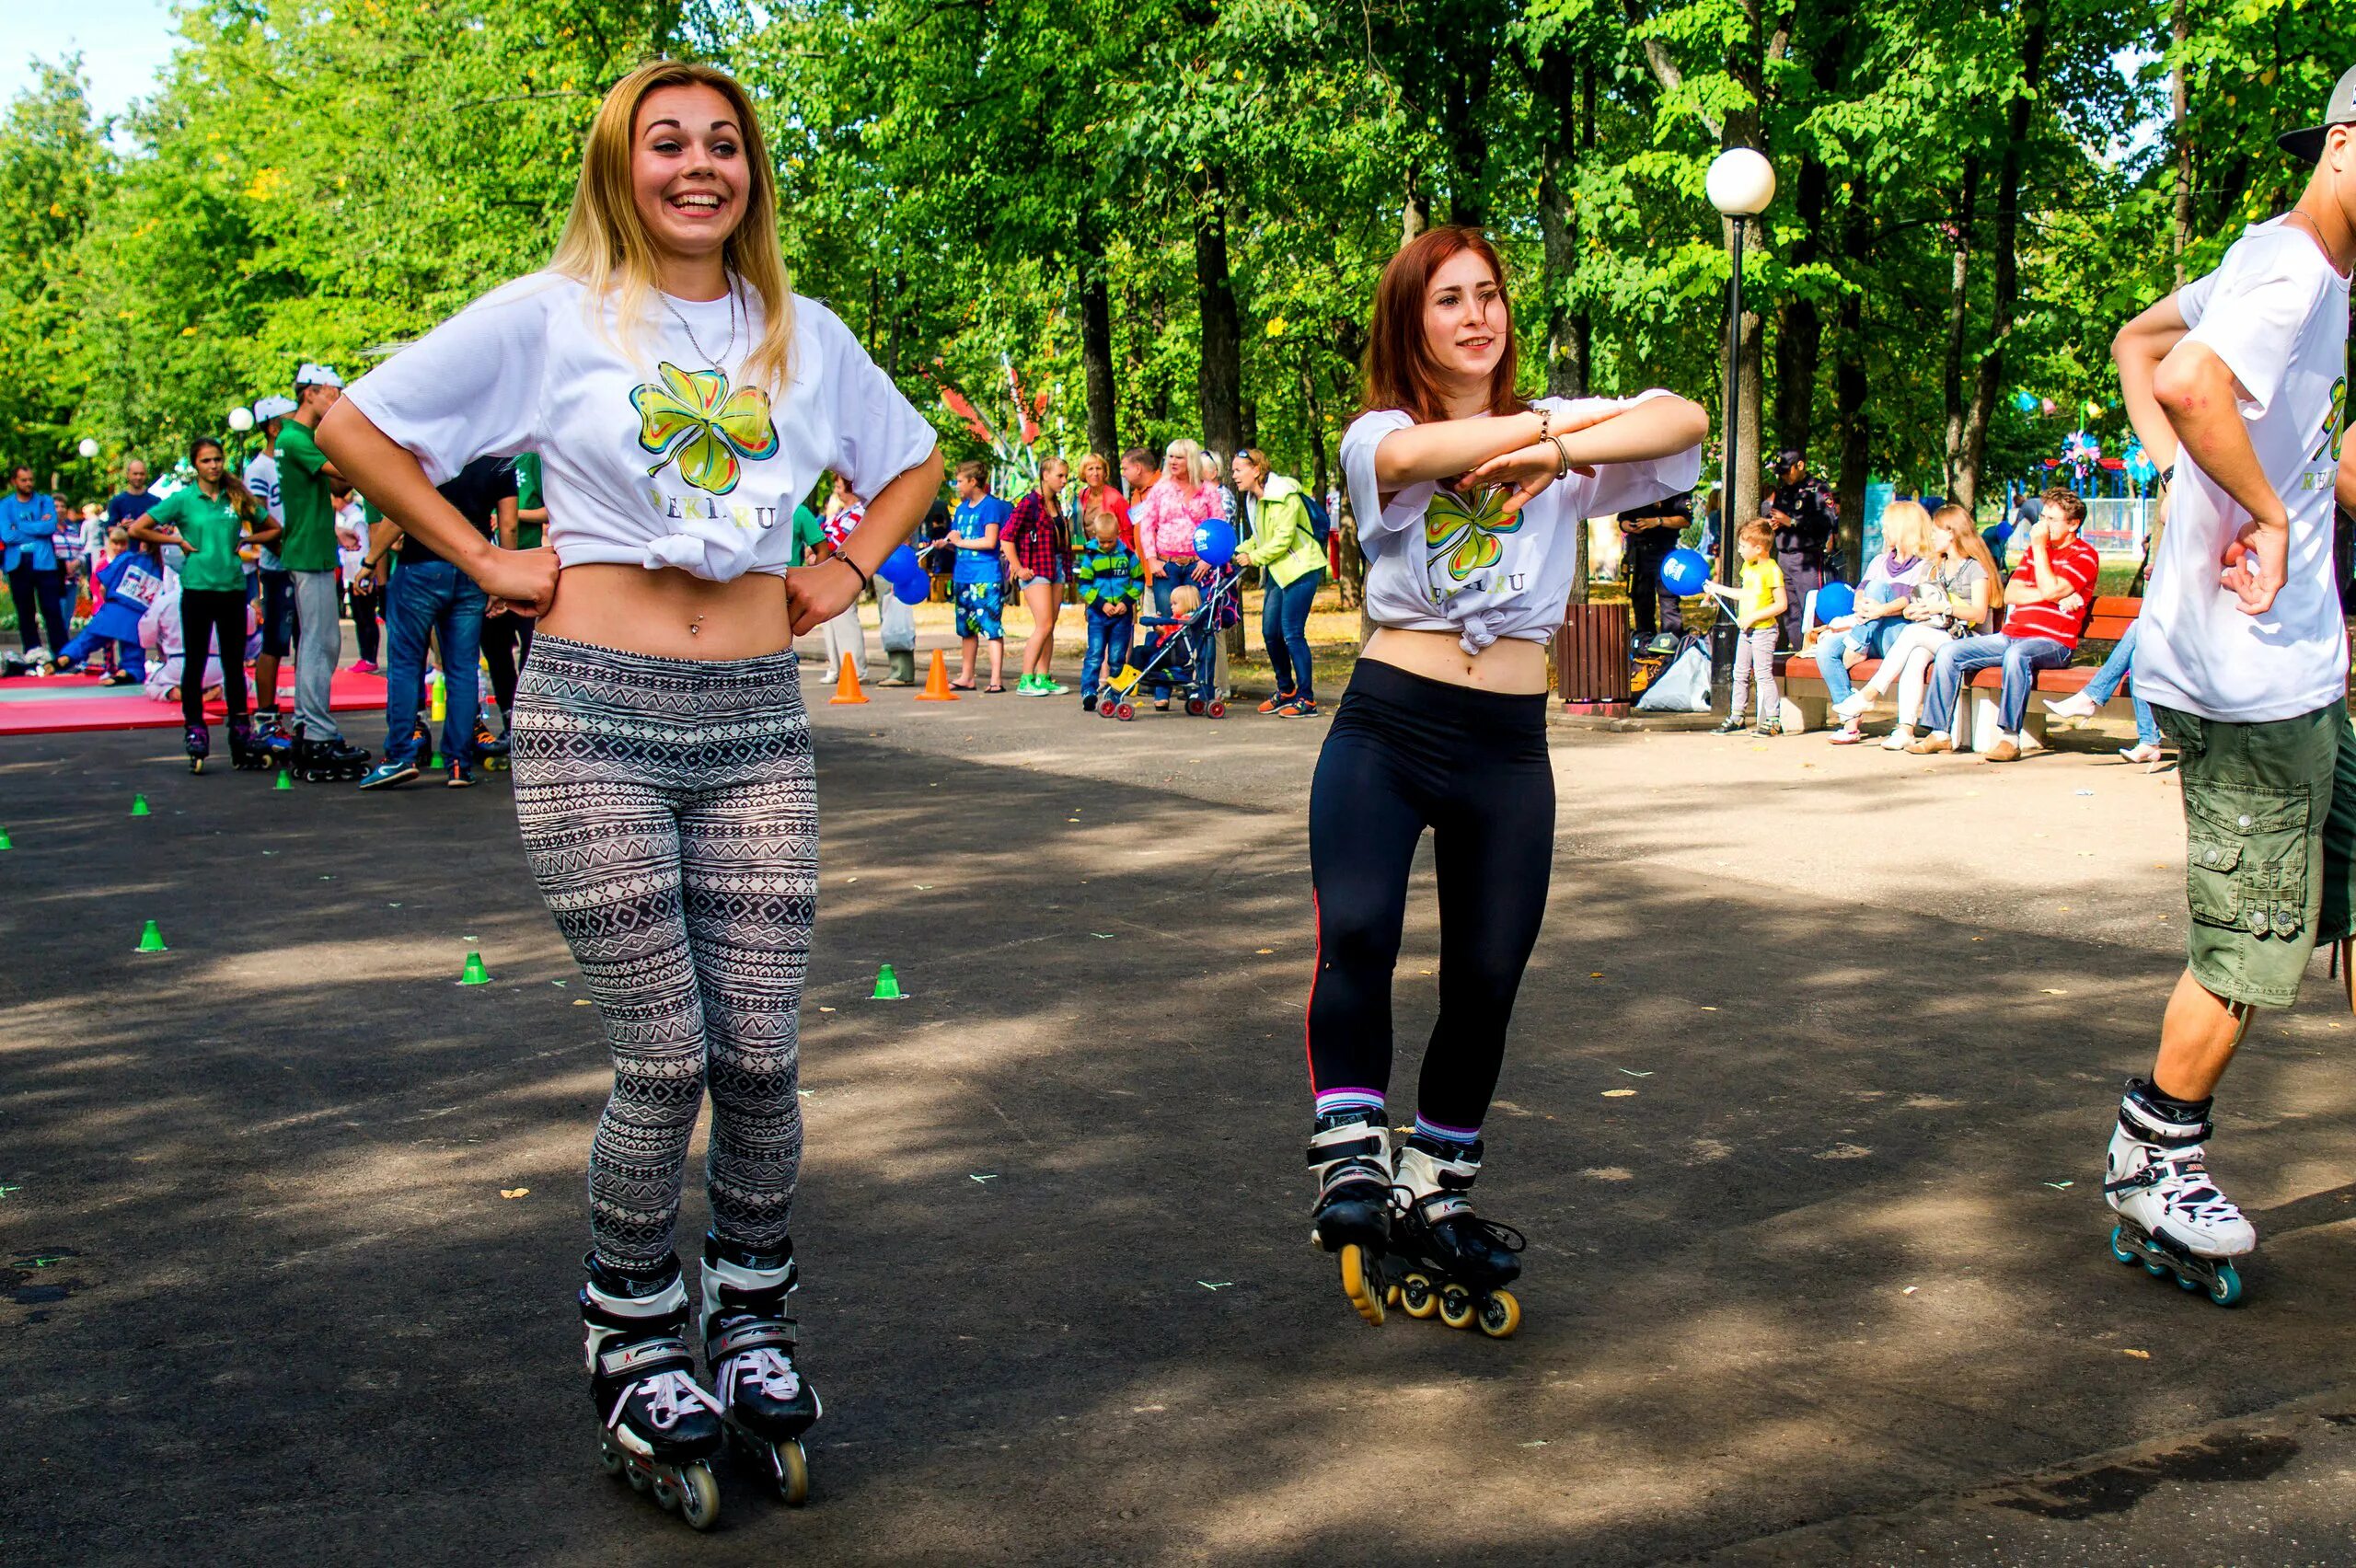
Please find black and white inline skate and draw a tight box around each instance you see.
[183,721,210,774]
[290,723,372,783]
[474,718,511,771]
[225,717,271,771]
[582,1256,725,1529]
[702,1232,820,1505]
[1306,1108,1393,1326]
[2104,1078,2250,1307]
[1380,1130,1524,1338]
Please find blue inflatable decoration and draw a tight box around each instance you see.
[2012,390,2038,414]
[1813,582,1856,623]
[1658,547,1709,597]
[883,544,923,584]
[1193,519,1238,568]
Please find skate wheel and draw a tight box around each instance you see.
[628,1461,653,1493]
[1337,1243,1385,1327]
[1383,1283,1402,1308]
[775,1438,811,1505]
[2143,1261,2170,1278]
[2208,1262,2244,1307]
[2177,1273,2200,1292]
[679,1461,721,1529]
[1400,1272,1438,1320]
[1476,1289,1521,1340]
[1438,1286,1477,1330]
[1207,701,1226,719]
[598,1436,625,1477]
[2108,1226,2139,1265]
[191,758,203,774]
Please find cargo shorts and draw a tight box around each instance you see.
[2154,699,2356,1009]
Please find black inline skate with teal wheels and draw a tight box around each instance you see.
[183,721,210,774]
[701,1232,820,1505]
[1306,1108,1393,1326]
[581,1255,725,1530]
[290,723,372,782]
[1380,1131,1524,1338]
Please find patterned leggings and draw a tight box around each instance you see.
[510,636,817,1277]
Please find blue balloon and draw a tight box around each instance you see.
[1658,548,1709,597]
[1193,519,1237,568]
[1814,582,1856,623]
[891,566,930,605]
[884,544,923,584]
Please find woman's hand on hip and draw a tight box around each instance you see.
[787,561,862,636]
[476,545,558,617]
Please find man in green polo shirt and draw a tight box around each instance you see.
[276,363,372,779]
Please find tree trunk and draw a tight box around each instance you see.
[1402,165,1430,248]
[1737,281,1765,531]
[1077,214,1118,466]
[1538,52,1593,399]
[1958,0,2048,517]
[1773,153,1826,458]
[1834,259,1871,578]
[1442,40,1495,228]
[1194,165,1243,462]
[1940,157,1980,496]
[2170,0,2191,288]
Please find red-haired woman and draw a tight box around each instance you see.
[1305,227,1706,1335]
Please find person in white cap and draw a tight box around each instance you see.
[275,363,372,780]
[244,393,302,756]
[2096,61,2356,1307]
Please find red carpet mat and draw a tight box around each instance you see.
[0,668,393,736]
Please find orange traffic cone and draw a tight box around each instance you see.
[916,649,960,702]
[829,660,870,706]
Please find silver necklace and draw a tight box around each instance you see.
[661,278,740,370]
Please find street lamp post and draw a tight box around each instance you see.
[1704,148,1777,699]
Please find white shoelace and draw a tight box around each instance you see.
[724,1347,803,1402]
[609,1368,724,1434]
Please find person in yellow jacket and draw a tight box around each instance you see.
[1232,449,1329,716]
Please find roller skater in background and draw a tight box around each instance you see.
[2101,66,2356,1308]
[1309,226,1705,1335]
[129,436,279,775]
[318,60,941,1528]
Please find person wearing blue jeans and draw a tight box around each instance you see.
[2045,621,2165,759]
[356,454,514,789]
[1914,633,2073,751]
[1231,452,1330,716]
[1072,511,1142,710]
[1818,500,1933,737]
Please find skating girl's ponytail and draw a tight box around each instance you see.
[190,436,260,524]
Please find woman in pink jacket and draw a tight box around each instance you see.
[1128,438,1226,707]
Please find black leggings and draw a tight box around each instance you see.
[178,588,249,726]
[480,609,533,726]
[1305,660,1554,1134]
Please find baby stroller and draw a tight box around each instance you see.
[1100,565,1241,722]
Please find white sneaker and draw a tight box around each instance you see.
[1880,727,1914,752]
[1832,690,1872,721]
[2044,692,2098,721]
[2105,1095,2255,1259]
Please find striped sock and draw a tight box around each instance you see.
[1314,1089,1386,1121]
[1414,1113,1481,1147]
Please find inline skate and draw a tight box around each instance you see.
[291,723,372,783]
[1306,1107,1393,1327]
[474,717,511,771]
[701,1232,820,1505]
[183,721,210,774]
[226,716,271,771]
[1380,1130,1524,1338]
[2104,1078,2251,1306]
[582,1256,725,1529]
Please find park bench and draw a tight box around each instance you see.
[1776,594,2142,750]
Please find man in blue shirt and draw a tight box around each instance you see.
[948,460,1011,692]
[105,457,170,572]
[2,465,70,662]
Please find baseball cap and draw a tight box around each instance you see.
[251,394,297,422]
[1773,449,1804,471]
[294,363,345,390]
[2279,63,2356,163]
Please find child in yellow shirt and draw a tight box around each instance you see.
[1714,519,1789,736]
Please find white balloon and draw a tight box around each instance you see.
[228,406,255,432]
[1705,147,1777,217]
[76,437,99,459]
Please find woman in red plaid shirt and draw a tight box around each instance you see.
[1005,456,1074,696]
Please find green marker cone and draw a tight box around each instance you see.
[430,752,445,770]
[131,793,151,817]
[275,768,294,790]
[871,963,905,1000]
[0,827,12,851]
[458,951,491,986]
[135,918,167,952]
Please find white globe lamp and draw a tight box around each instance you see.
[76,437,99,459]
[1705,147,1777,217]
[228,406,255,432]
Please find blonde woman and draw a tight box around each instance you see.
[1836,503,1998,750]
[1130,437,1223,705]
[318,60,942,1525]
[1074,451,1132,549]
[1818,499,1932,744]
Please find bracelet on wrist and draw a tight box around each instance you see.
[1551,434,1574,478]
[836,554,873,593]
[1535,405,1552,444]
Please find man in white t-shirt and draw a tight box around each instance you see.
[2096,65,2356,1303]
[244,394,299,734]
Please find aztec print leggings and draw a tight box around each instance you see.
[509,636,816,1278]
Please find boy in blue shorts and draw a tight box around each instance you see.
[948,459,1010,692]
